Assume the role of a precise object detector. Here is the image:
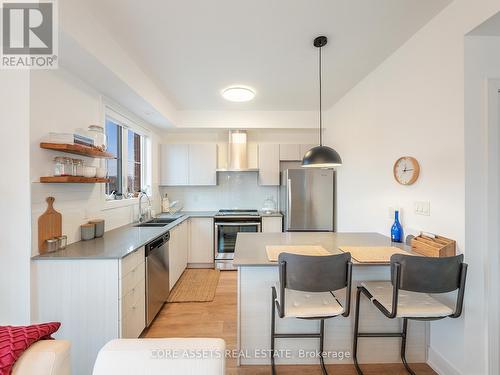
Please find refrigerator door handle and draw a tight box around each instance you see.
[287,178,292,230]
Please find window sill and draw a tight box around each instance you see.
[103,197,139,210]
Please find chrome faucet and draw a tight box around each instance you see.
[138,191,152,223]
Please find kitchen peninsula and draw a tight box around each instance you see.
[233,232,429,366]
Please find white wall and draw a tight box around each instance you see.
[30,69,162,256]
[0,70,31,325]
[323,1,500,374]
[464,35,500,375]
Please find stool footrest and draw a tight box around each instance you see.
[357,332,403,338]
[274,333,321,339]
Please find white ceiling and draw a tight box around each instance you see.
[89,0,451,111]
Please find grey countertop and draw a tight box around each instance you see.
[32,210,282,261]
[32,214,189,260]
[233,232,414,267]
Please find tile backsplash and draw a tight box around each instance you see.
[160,171,279,211]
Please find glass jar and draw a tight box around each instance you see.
[54,157,65,176]
[62,157,73,176]
[88,125,107,150]
[73,159,84,176]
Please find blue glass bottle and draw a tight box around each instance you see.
[391,210,403,243]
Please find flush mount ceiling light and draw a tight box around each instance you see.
[302,36,342,168]
[221,86,256,102]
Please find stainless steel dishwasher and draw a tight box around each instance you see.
[145,232,170,326]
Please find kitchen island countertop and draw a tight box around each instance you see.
[233,231,415,266]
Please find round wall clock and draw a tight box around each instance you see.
[393,156,420,185]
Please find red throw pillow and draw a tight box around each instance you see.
[0,322,61,375]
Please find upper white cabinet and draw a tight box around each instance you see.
[300,144,316,158]
[258,144,280,186]
[160,144,189,186]
[279,144,316,161]
[279,144,301,161]
[188,144,217,185]
[161,144,217,186]
[188,217,214,265]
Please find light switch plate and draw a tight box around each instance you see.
[414,201,430,216]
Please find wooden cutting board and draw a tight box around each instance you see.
[339,246,412,263]
[38,197,62,253]
[266,245,330,262]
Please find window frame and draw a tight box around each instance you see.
[101,103,151,208]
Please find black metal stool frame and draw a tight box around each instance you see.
[352,254,468,375]
[271,252,353,375]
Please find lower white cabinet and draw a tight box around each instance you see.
[33,247,146,375]
[169,220,189,290]
[188,217,214,265]
[262,216,283,233]
[119,248,146,338]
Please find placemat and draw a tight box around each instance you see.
[266,245,330,262]
[339,246,411,263]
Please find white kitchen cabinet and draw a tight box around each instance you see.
[189,144,217,185]
[119,248,146,338]
[258,144,280,186]
[169,220,189,290]
[160,144,189,185]
[279,144,301,161]
[161,144,217,186]
[188,217,214,266]
[262,216,283,233]
[279,144,316,161]
[33,247,146,375]
[300,144,316,158]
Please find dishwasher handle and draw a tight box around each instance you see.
[146,232,170,256]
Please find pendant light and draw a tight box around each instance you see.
[302,36,342,168]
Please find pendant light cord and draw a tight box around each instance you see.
[319,45,323,146]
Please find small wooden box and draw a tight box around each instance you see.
[411,235,456,257]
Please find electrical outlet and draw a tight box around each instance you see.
[414,201,430,216]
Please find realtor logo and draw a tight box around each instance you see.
[1,1,58,69]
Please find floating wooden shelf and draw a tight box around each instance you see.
[40,176,110,184]
[40,142,115,159]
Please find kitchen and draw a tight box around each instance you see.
[2,1,500,375]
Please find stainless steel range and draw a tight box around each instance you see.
[214,209,261,270]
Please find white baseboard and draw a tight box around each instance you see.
[427,347,462,375]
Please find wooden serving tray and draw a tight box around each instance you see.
[411,235,456,257]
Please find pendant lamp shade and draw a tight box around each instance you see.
[302,145,342,168]
[302,36,342,168]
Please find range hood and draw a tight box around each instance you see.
[216,130,259,172]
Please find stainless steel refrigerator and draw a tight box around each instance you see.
[280,169,336,231]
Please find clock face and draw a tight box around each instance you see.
[393,157,420,185]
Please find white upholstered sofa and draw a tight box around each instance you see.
[12,340,71,375]
[93,338,226,375]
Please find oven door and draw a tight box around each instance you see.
[214,221,261,263]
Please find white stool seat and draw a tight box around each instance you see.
[361,281,454,318]
[275,282,344,318]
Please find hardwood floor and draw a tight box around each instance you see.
[144,271,437,375]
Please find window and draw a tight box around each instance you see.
[104,109,149,200]
[105,119,122,196]
[127,130,142,194]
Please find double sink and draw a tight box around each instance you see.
[134,217,179,228]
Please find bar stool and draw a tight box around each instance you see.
[271,252,353,375]
[353,254,467,375]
